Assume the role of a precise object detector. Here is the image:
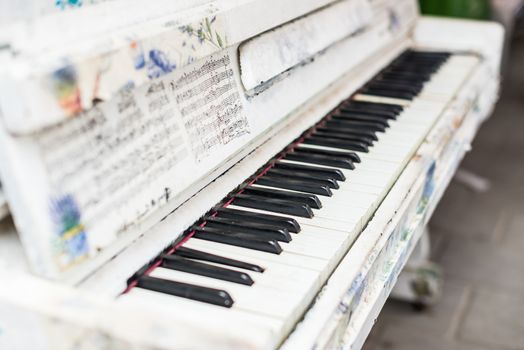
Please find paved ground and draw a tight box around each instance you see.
[363,33,524,350]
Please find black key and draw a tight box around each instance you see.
[215,207,301,233]
[192,225,283,254]
[378,79,427,88]
[395,58,443,65]
[359,87,416,100]
[337,107,398,120]
[389,65,436,73]
[392,54,440,63]
[343,100,404,113]
[256,175,332,197]
[382,65,435,75]
[384,69,434,79]
[403,56,447,62]
[389,64,439,74]
[371,78,424,91]
[390,60,441,70]
[333,112,391,125]
[328,117,387,132]
[174,246,265,272]
[369,76,424,88]
[267,168,339,189]
[366,81,421,95]
[137,275,234,308]
[204,216,292,242]
[285,149,355,169]
[400,57,445,66]
[294,146,361,163]
[274,161,346,181]
[404,50,450,58]
[408,50,450,58]
[362,87,417,100]
[321,122,379,141]
[233,193,314,218]
[242,187,322,209]
[304,136,369,152]
[161,254,254,286]
[372,79,425,91]
[313,130,374,147]
[379,71,432,82]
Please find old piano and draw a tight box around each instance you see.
[0,0,503,349]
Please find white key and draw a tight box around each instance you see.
[175,242,337,302]
[186,223,353,287]
[174,248,320,293]
[249,184,368,224]
[278,160,388,193]
[184,238,327,272]
[209,206,356,258]
[227,200,357,233]
[420,55,479,99]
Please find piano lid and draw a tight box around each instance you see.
[239,0,372,93]
[0,0,420,283]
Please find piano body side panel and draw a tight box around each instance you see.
[414,16,505,74]
[0,122,59,277]
[280,24,503,349]
[421,63,500,223]
[339,64,501,350]
[0,218,31,275]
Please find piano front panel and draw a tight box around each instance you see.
[0,0,420,282]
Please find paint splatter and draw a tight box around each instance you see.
[55,0,83,9]
[130,41,146,69]
[50,194,89,269]
[388,8,401,32]
[51,65,82,115]
[130,41,177,80]
[146,49,176,79]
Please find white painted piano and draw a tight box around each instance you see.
[0,0,503,349]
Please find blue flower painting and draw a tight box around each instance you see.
[147,49,177,79]
[55,0,83,9]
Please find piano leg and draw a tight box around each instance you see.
[389,227,443,310]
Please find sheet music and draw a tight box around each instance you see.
[171,54,249,161]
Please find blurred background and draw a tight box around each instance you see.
[364,1,524,349]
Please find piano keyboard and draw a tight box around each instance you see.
[118,50,479,343]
